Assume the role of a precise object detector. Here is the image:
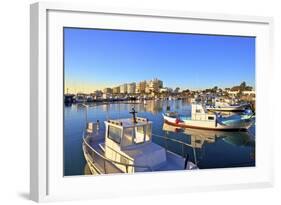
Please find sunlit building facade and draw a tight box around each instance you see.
[127,82,136,94]
[112,86,120,94]
[145,78,163,93]
[103,88,112,94]
[136,81,147,94]
[120,83,128,94]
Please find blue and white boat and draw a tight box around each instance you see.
[163,104,255,131]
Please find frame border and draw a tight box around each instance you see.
[30,2,274,202]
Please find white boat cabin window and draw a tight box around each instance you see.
[134,126,145,144]
[122,127,134,146]
[145,124,152,142]
[196,109,201,113]
[121,124,151,147]
[108,125,122,144]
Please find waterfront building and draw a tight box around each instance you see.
[160,87,173,93]
[146,78,163,93]
[112,86,120,94]
[136,81,146,94]
[127,82,136,94]
[227,90,239,96]
[103,87,112,94]
[102,93,111,99]
[160,88,168,93]
[91,90,102,98]
[145,84,151,93]
[174,87,180,93]
[120,83,128,94]
[242,90,255,96]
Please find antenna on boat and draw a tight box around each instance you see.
[130,107,138,124]
[184,153,190,169]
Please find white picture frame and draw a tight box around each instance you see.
[30,2,274,202]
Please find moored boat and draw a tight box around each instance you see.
[206,98,249,112]
[74,94,86,103]
[83,108,198,175]
[163,104,254,131]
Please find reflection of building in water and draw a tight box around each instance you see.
[144,100,163,114]
[101,103,110,113]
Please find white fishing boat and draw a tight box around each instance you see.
[206,98,248,112]
[75,95,86,103]
[83,108,197,175]
[86,95,94,102]
[163,104,255,131]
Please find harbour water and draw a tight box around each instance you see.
[64,99,255,176]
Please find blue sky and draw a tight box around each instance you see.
[64,28,255,93]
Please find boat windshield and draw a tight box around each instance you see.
[108,125,122,144]
[122,124,151,147]
[146,124,152,142]
[134,126,145,144]
[122,127,134,146]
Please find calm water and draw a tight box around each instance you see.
[64,100,255,176]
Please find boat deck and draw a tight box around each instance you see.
[84,135,187,173]
[154,151,185,171]
[84,137,123,174]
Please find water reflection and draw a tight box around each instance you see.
[161,123,255,168]
[163,123,255,148]
[64,100,255,176]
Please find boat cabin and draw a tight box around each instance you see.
[103,116,167,172]
[105,117,152,150]
[191,104,217,122]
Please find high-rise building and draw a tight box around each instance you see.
[91,90,102,98]
[145,78,163,93]
[112,86,120,94]
[103,88,112,94]
[120,83,128,94]
[136,81,146,93]
[127,82,136,94]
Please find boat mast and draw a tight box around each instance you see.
[130,107,138,124]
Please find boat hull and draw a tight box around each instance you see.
[163,114,253,131]
[164,120,250,131]
[207,107,245,112]
[206,104,248,112]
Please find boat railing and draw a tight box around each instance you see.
[152,133,194,158]
[82,132,153,174]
